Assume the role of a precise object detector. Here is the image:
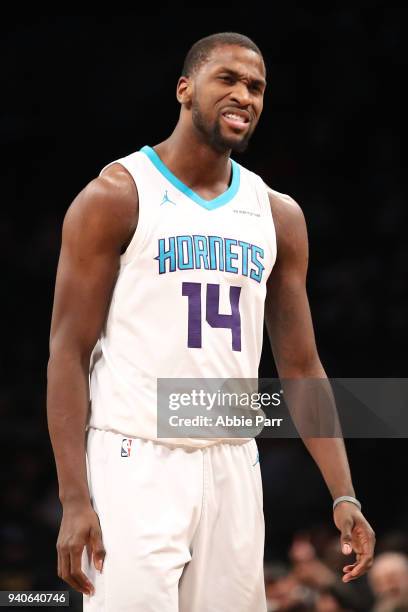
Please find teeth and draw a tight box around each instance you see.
[225,113,246,123]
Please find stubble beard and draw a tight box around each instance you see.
[191,99,252,154]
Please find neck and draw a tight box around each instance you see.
[153,120,232,190]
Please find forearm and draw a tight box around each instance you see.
[47,352,91,505]
[302,437,355,500]
[278,362,355,501]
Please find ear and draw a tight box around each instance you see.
[176,76,193,106]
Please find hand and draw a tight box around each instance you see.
[57,499,106,595]
[333,502,375,583]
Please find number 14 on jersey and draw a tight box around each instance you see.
[182,282,241,351]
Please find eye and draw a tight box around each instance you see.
[219,75,234,84]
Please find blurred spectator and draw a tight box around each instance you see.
[264,561,314,611]
[315,583,369,612]
[290,533,336,590]
[316,587,353,612]
[368,552,408,612]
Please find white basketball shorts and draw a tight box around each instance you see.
[82,427,266,612]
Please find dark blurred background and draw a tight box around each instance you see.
[1,7,407,611]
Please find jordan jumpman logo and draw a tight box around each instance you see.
[160,190,177,206]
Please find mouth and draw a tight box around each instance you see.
[221,109,251,131]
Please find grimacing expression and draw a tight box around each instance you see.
[185,45,266,153]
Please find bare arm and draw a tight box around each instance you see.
[264,191,353,499]
[47,163,137,594]
[264,188,375,581]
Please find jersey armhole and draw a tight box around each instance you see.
[99,154,149,266]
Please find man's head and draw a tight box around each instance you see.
[177,32,266,154]
[368,552,408,603]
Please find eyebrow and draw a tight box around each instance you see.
[217,67,267,88]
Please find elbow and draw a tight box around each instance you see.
[275,354,326,379]
[47,341,93,378]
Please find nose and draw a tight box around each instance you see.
[230,81,251,107]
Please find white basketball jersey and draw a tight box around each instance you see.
[88,145,277,447]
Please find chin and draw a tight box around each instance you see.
[228,138,251,154]
[205,120,250,153]
[212,133,251,154]
[221,128,253,153]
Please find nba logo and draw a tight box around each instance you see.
[121,438,133,457]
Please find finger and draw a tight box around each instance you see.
[343,572,359,583]
[344,554,373,580]
[59,548,70,583]
[69,548,95,595]
[347,526,375,575]
[343,563,357,572]
[65,572,88,594]
[59,548,85,594]
[90,526,106,572]
[343,565,368,583]
[340,519,353,555]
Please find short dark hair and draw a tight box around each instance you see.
[181,32,264,77]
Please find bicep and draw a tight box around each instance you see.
[50,229,119,361]
[265,270,318,374]
[49,176,135,360]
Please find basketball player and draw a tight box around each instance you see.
[47,32,375,611]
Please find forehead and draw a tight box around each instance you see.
[372,560,406,579]
[203,44,266,79]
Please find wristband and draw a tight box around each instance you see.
[333,495,361,512]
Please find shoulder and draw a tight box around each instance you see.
[63,162,138,251]
[242,162,306,235]
[265,185,308,262]
[266,186,305,231]
[73,162,138,225]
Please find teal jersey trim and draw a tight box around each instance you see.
[140,145,240,211]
